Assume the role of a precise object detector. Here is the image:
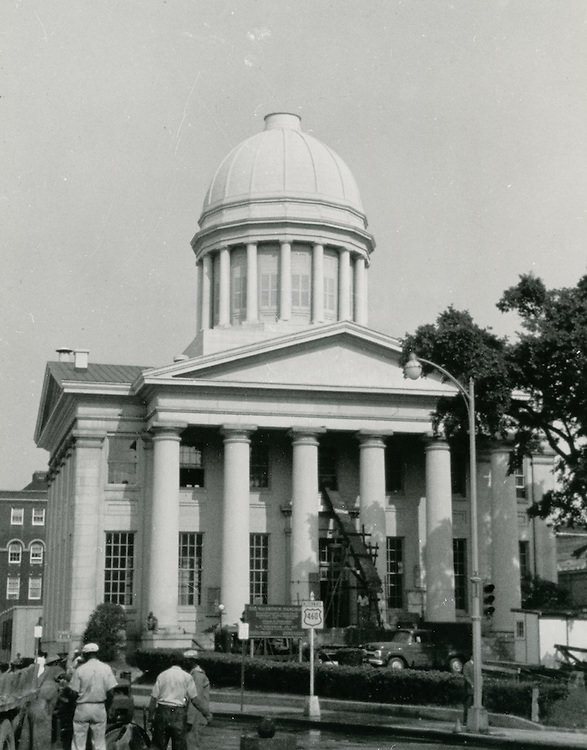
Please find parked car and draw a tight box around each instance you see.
[362,627,467,672]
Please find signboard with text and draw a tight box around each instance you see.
[244,604,304,638]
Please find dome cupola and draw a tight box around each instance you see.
[185,114,376,357]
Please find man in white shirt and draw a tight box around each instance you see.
[69,643,117,750]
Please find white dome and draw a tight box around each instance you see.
[197,113,368,234]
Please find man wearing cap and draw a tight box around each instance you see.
[68,643,117,750]
[148,652,208,750]
[183,650,212,750]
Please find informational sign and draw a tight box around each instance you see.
[301,600,324,630]
[57,631,71,641]
[237,622,250,641]
[244,604,304,638]
[34,625,43,638]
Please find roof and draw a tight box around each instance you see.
[46,361,150,385]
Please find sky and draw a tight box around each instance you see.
[2,0,586,489]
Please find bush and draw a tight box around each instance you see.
[82,603,127,662]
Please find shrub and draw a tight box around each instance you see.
[82,602,127,662]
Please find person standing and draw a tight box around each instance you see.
[148,653,207,750]
[68,642,117,750]
[462,656,475,726]
[182,650,212,750]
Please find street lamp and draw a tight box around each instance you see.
[217,603,225,628]
[404,352,488,732]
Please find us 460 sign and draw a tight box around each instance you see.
[301,600,324,630]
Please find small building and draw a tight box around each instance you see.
[513,609,587,667]
[0,472,47,662]
[34,113,558,655]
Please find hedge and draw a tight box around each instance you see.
[134,649,568,720]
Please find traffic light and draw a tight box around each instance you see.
[483,583,495,617]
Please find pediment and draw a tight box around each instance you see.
[144,324,454,395]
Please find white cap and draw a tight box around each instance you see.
[81,643,99,654]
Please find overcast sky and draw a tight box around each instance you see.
[2,0,586,489]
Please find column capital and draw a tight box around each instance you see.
[221,424,257,442]
[423,436,450,452]
[150,422,187,440]
[356,430,393,447]
[288,427,326,446]
[72,430,106,449]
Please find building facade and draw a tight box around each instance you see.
[0,472,47,661]
[34,113,557,653]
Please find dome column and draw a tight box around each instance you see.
[280,242,292,321]
[219,246,231,326]
[246,243,258,324]
[338,248,351,321]
[312,243,324,324]
[354,256,368,326]
[194,261,201,332]
[424,439,456,621]
[221,425,256,625]
[201,254,212,330]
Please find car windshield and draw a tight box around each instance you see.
[390,631,411,643]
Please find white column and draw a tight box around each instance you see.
[312,243,324,324]
[148,424,184,629]
[358,433,387,593]
[354,256,368,326]
[424,439,456,621]
[221,426,256,625]
[490,445,521,631]
[338,248,351,321]
[280,241,292,321]
[246,242,258,324]
[69,433,105,639]
[201,254,212,330]
[218,246,231,326]
[194,260,201,333]
[289,429,322,603]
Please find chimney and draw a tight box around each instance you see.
[56,347,74,363]
[74,349,89,369]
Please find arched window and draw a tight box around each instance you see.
[8,542,22,564]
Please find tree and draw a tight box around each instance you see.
[82,602,127,662]
[521,575,570,610]
[403,273,587,528]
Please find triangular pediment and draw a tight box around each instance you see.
[142,323,455,396]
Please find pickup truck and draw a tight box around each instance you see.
[362,627,468,673]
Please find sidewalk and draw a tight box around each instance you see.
[132,684,587,749]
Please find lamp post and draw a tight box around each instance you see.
[404,352,488,732]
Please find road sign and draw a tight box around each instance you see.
[301,600,324,630]
[238,622,250,640]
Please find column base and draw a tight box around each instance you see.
[466,706,489,733]
[303,696,321,718]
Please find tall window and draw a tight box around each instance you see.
[250,436,269,489]
[8,542,22,564]
[28,576,42,600]
[32,508,45,526]
[453,538,467,610]
[108,437,137,485]
[318,445,338,491]
[385,442,404,494]
[180,443,205,488]
[323,250,339,321]
[104,532,135,605]
[291,246,311,321]
[386,537,404,609]
[519,540,530,579]
[231,248,246,324]
[30,543,44,565]
[178,532,203,606]
[10,508,23,525]
[6,576,20,600]
[451,450,467,496]
[250,534,269,604]
[515,467,527,499]
[258,245,279,321]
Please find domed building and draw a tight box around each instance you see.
[35,115,557,655]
